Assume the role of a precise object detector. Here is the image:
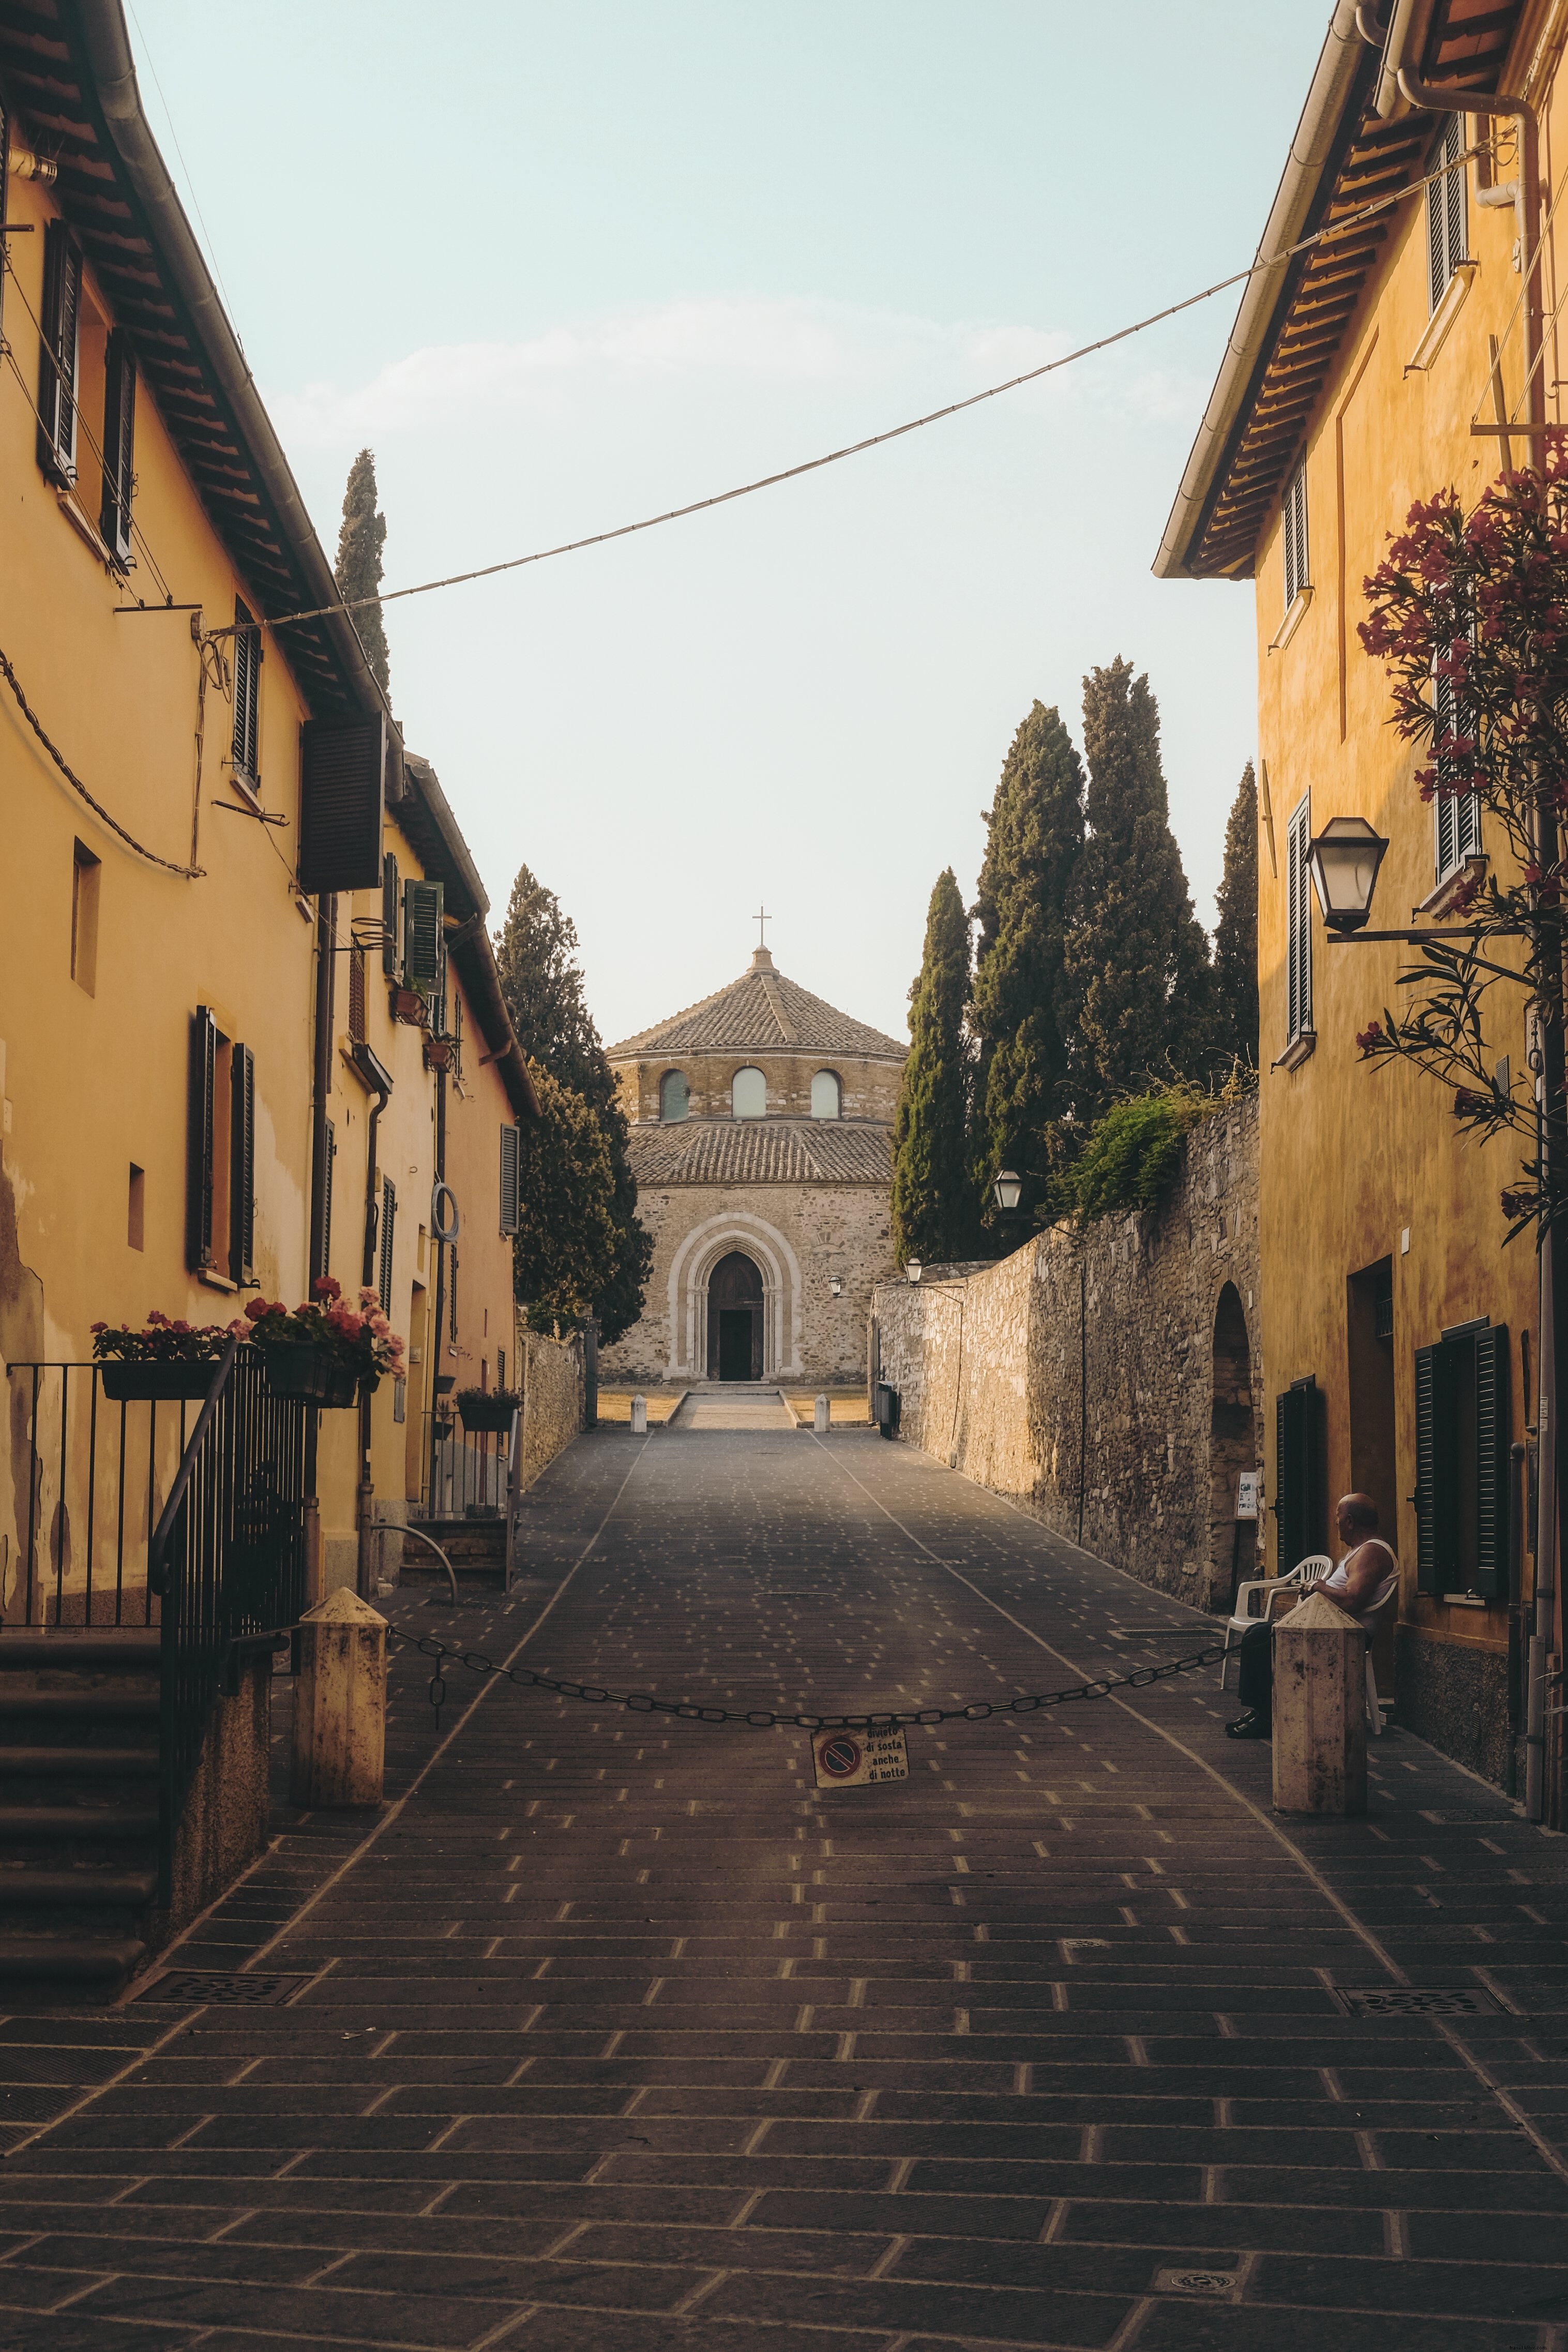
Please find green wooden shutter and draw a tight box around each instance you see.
[381,852,400,977]
[499,1124,520,1235]
[401,880,444,993]
[37,221,81,485]
[379,1178,397,1315]
[99,331,137,567]
[1473,1323,1511,1599]
[297,715,385,894]
[232,599,261,782]
[229,1043,255,1285]
[186,1008,217,1271]
[1414,1339,1461,1593]
[1274,1377,1322,1570]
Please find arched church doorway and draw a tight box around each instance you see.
[708,1252,763,1381]
[1210,1282,1255,1609]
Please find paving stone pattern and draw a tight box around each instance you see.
[0,1427,1564,2350]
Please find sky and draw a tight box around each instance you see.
[126,2,1326,1048]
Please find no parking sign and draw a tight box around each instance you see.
[811,1725,909,1789]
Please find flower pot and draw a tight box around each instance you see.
[458,1396,518,1434]
[260,1345,360,1409]
[98,1360,224,1404]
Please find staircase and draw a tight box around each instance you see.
[401,1515,506,1588]
[0,1632,161,1992]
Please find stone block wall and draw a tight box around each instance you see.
[872,1097,1262,1610]
[616,1052,902,1127]
[519,1325,585,1491]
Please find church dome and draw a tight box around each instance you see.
[606,945,906,1063]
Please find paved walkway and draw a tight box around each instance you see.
[1,1427,1566,2350]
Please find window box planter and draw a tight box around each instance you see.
[99,1360,223,1404]
[260,1346,365,1410]
[457,1393,519,1434]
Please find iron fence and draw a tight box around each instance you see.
[421,1412,515,1520]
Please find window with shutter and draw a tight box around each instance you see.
[37,221,82,486]
[401,880,444,993]
[1282,461,1309,607]
[232,599,261,786]
[1286,794,1313,1045]
[1427,113,1468,313]
[1433,654,1481,882]
[322,1117,336,1279]
[499,1124,521,1235]
[99,330,136,568]
[1415,1322,1510,1596]
[379,1177,397,1314]
[1274,1376,1323,1571]
[1473,1324,1511,1597]
[186,1008,218,1271]
[0,100,8,337]
[348,943,367,1045]
[230,1044,255,1286]
[381,853,400,977]
[297,716,385,895]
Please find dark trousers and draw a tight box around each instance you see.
[1237,1620,1273,1717]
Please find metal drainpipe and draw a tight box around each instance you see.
[428,1065,449,1509]
[1398,65,1557,1822]
[304,896,335,1601]
[357,1067,391,1601]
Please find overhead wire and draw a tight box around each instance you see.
[0,639,202,876]
[250,141,1488,638]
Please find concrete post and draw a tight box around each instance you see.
[290,1588,388,1809]
[631,1393,647,1434]
[1272,1590,1367,1816]
[814,1394,830,1434]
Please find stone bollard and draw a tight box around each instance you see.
[290,1588,387,1809]
[1272,1589,1367,1816]
[814,1394,830,1434]
[630,1393,647,1434]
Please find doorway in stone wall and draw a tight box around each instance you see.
[707,1252,763,1380]
[1210,1283,1255,1609]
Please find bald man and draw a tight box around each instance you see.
[1226,1492,1397,1740]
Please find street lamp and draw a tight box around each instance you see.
[1306,816,1390,932]
[906,1261,922,1285]
[993,1168,1022,1212]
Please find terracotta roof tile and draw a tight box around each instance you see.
[608,960,906,1061]
[628,1120,894,1187]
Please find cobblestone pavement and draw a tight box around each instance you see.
[1,1425,1566,2351]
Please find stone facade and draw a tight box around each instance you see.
[519,1326,586,1491]
[872,1097,1263,1610]
[602,947,904,1386]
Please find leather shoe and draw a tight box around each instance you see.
[1225,1711,1271,1740]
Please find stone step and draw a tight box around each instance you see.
[0,1634,159,1668]
[0,1690,160,1721]
[0,1934,147,1988]
[0,1867,157,1907]
[0,1747,157,1777]
[0,1803,159,1839]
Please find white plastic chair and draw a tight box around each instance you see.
[1219,1554,1332,1690]
[1355,1571,1400,1735]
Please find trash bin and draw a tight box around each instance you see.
[873,1382,900,1440]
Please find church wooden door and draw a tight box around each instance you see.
[707,1251,764,1381]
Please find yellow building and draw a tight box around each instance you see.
[1157,0,1562,1808]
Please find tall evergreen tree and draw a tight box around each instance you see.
[334,447,391,696]
[494,864,651,1344]
[1063,657,1212,1119]
[969,701,1085,1228]
[1211,760,1259,1071]
[892,869,973,1265]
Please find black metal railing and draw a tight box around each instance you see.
[150,1343,311,1899]
[421,1412,516,1519]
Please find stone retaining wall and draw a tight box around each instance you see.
[520,1326,585,1491]
[871,1097,1262,1610]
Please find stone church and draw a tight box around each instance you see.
[600,943,907,1385]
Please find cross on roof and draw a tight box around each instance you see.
[753,906,771,948]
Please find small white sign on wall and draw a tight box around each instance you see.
[1235,1472,1261,1521]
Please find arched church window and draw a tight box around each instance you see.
[731,1066,766,1120]
[811,1070,841,1120]
[660,1070,689,1123]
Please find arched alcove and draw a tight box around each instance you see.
[1210,1281,1255,1608]
[708,1250,763,1381]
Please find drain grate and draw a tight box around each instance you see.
[1332,1986,1507,2019]
[130,1969,313,2007]
[1155,2269,1238,2298]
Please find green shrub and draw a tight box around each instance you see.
[1068,1071,1251,1222]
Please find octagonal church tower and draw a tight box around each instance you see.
[601,943,907,1385]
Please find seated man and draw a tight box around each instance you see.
[1226,1491,1396,1741]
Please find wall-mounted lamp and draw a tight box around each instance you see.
[993,1168,1022,1212]
[830,1276,842,1297]
[1306,816,1389,932]
[906,1261,923,1285]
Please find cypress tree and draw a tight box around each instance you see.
[334,447,391,696]
[1211,760,1259,1071]
[892,869,973,1266]
[969,700,1085,1228]
[1064,657,1212,1118]
[494,864,652,1344]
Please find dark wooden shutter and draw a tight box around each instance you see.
[379,1178,397,1314]
[499,1124,520,1235]
[37,221,82,485]
[1274,1376,1322,1570]
[186,1008,218,1271]
[348,943,367,1044]
[229,1043,255,1285]
[322,1117,335,1277]
[99,331,137,566]
[1427,147,1448,309]
[1473,1323,1511,1599]
[1413,1339,1461,1593]
[381,853,400,976]
[401,880,444,992]
[232,599,261,781]
[297,715,385,894]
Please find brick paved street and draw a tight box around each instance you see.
[1,1424,1566,2350]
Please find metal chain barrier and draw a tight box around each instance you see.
[387,1622,1231,1734]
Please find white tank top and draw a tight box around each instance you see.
[1321,1537,1397,1622]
